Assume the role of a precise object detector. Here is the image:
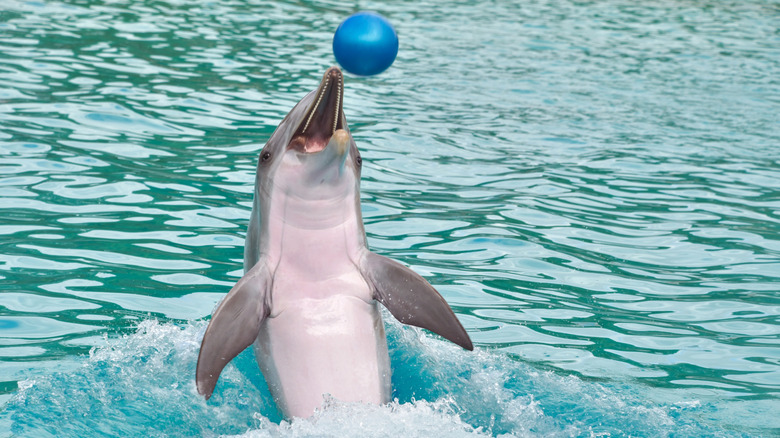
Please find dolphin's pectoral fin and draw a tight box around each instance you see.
[360,252,473,351]
[196,260,272,399]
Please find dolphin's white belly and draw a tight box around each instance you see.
[253,274,391,418]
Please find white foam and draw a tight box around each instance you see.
[232,399,490,438]
[1,320,727,437]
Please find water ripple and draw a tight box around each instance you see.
[1,0,778,435]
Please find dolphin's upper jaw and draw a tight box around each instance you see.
[289,67,345,154]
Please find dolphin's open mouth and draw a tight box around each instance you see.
[289,67,344,154]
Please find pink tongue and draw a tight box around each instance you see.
[304,136,328,153]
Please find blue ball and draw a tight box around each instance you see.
[333,12,398,76]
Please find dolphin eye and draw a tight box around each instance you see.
[356,155,362,167]
[261,151,271,162]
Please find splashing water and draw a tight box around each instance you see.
[1,320,735,437]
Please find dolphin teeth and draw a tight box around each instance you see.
[332,79,341,135]
[302,76,329,135]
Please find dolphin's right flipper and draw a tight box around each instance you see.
[360,252,473,351]
[196,260,272,399]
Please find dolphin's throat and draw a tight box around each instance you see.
[290,68,344,154]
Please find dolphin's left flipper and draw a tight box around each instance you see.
[196,260,272,399]
[360,252,473,351]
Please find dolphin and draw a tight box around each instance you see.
[196,66,473,419]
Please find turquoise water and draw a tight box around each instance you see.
[1,0,778,436]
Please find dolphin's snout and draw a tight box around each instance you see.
[289,67,345,154]
[324,66,342,83]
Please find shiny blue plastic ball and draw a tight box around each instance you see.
[333,12,398,76]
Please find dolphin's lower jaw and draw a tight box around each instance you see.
[290,67,344,154]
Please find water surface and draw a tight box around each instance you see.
[1,0,778,436]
